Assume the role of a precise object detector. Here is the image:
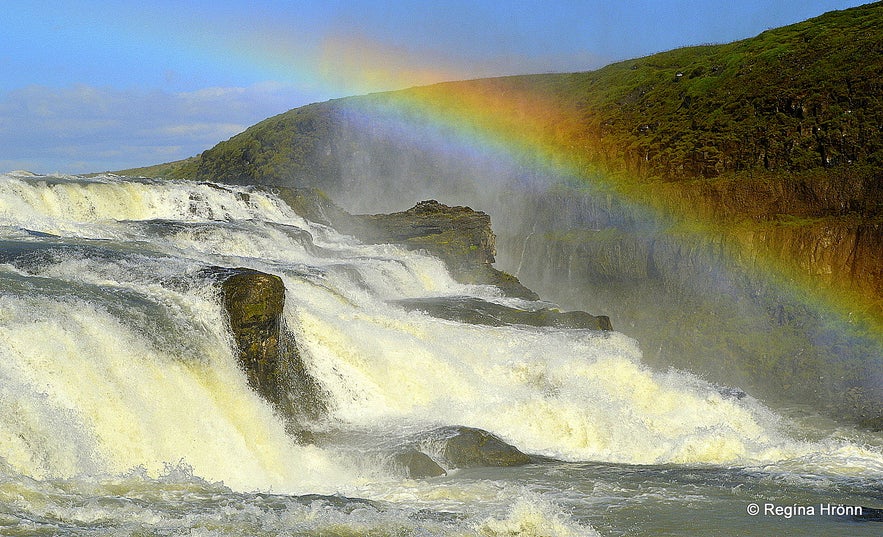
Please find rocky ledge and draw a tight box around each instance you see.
[393,295,612,331]
[274,188,541,300]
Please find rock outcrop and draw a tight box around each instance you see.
[202,266,285,396]
[432,426,531,468]
[393,296,611,331]
[351,200,540,300]
[200,266,325,434]
[355,200,496,266]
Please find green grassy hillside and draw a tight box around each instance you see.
[125,2,883,205]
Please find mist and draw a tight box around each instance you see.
[249,97,883,427]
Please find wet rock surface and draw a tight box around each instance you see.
[432,426,532,468]
[201,266,285,397]
[394,449,447,478]
[393,295,611,330]
[200,266,325,434]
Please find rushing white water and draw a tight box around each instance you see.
[0,172,880,536]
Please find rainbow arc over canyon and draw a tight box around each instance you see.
[147,19,883,354]
[334,75,883,340]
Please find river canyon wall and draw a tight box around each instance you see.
[151,103,881,425]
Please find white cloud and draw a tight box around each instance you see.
[0,83,319,174]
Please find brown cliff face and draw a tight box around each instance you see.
[642,174,883,319]
[731,220,883,306]
[648,168,883,223]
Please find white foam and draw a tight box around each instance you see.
[0,291,352,493]
[0,173,880,495]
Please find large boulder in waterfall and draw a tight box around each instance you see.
[201,267,285,395]
[199,266,326,434]
[434,426,531,468]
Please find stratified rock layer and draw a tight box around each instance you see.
[393,296,611,330]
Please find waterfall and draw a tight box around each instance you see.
[1,172,881,497]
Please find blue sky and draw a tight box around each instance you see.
[0,0,868,174]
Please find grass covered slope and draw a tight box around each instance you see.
[128,2,883,194]
[569,4,883,181]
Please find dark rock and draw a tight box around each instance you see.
[457,264,540,301]
[355,200,497,267]
[200,266,326,433]
[393,296,612,330]
[201,266,285,398]
[435,426,531,468]
[846,506,883,522]
[716,386,748,400]
[394,449,447,478]
[858,416,883,432]
[537,309,612,331]
[292,494,379,513]
[348,200,538,300]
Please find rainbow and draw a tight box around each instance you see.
[301,39,883,353]
[110,11,883,365]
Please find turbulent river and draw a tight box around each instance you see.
[0,172,880,536]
